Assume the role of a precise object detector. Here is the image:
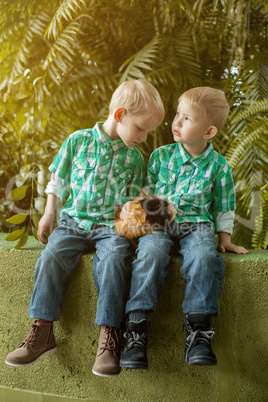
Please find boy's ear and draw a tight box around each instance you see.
[114,108,125,123]
[204,126,218,140]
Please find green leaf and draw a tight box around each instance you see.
[12,75,24,85]
[8,185,30,201]
[119,36,160,83]
[33,76,46,87]
[32,225,39,241]
[15,176,29,187]
[6,213,28,224]
[5,229,25,241]
[15,230,29,249]
[34,197,46,212]
[16,91,32,99]
[37,183,45,196]
[23,69,32,77]
[20,164,32,176]
[32,213,41,228]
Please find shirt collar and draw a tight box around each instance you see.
[177,143,191,164]
[93,122,128,152]
[177,142,215,168]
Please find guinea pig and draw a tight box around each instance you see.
[114,195,176,243]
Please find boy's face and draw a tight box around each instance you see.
[172,98,216,156]
[115,111,160,148]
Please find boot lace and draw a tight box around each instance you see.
[21,323,40,348]
[101,326,119,351]
[123,330,147,350]
[185,329,215,361]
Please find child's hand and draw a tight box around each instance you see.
[218,242,249,254]
[218,232,249,254]
[37,213,55,243]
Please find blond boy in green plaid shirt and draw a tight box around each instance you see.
[6,79,170,377]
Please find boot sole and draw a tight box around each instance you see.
[186,357,217,366]
[92,368,120,377]
[120,362,148,369]
[5,346,57,367]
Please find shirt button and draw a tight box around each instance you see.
[105,155,109,159]
[100,174,104,179]
[93,208,97,212]
[97,193,101,198]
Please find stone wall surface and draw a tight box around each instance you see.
[0,234,267,401]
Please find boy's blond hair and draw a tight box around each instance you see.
[109,79,165,121]
[179,87,229,131]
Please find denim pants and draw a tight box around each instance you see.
[167,222,225,315]
[29,213,173,328]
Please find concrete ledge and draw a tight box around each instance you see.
[0,233,267,401]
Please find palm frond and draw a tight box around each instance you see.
[45,0,88,40]
[7,12,50,78]
[1,0,267,248]
[119,36,160,83]
[231,99,268,125]
[43,20,84,85]
[227,120,267,169]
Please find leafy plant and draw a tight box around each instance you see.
[226,99,268,249]
[0,0,267,248]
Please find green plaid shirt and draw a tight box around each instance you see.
[144,142,236,230]
[49,122,145,230]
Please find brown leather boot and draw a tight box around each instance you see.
[92,325,121,377]
[5,321,56,367]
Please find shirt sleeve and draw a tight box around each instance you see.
[45,135,74,200]
[143,150,160,196]
[212,161,236,212]
[45,172,69,201]
[49,135,74,181]
[213,210,234,234]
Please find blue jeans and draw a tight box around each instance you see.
[29,213,173,328]
[167,222,225,315]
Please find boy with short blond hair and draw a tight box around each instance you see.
[120,87,248,369]
[5,79,169,377]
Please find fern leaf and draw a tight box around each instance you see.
[43,21,83,84]
[227,124,267,169]
[119,36,160,83]
[231,99,268,125]
[8,12,50,77]
[45,0,87,40]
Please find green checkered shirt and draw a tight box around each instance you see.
[144,142,236,231]
[49,122,145,230]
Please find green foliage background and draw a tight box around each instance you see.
[0,0,267,249]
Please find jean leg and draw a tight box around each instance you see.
[125,231,173,315]
[91,227,133,328]
[177,224,225,315]
[29,216,91,321]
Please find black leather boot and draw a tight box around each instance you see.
[183,313,217,366]
[120,320,149,369]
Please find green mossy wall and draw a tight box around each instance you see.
[0,234,267,401]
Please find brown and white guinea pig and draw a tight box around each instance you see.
[114,195,176,242]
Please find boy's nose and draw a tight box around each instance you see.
[175,116,182,127]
